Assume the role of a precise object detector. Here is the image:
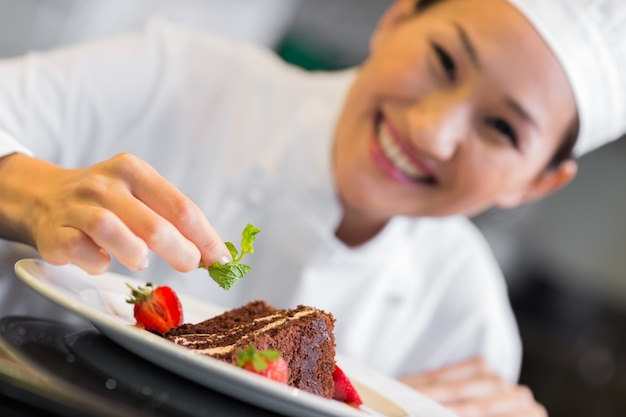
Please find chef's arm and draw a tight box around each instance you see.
[0,21,237,273]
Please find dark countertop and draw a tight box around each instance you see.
[0,315,288,417]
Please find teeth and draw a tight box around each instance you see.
[378,122,421,178]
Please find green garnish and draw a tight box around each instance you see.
[200,223,261,290]
[236,344,281,372]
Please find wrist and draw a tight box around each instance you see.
[0,153,63,246]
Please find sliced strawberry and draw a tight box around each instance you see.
[236,344,289,384]
[126,282,183,335]
[333,365,363,405]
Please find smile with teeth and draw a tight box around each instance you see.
[377,120,436,184]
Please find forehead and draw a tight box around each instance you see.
[415,0,570,92]
[416,0,550,63]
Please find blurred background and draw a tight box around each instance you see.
[1,1,624,416]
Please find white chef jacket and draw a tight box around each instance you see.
[0,21,521,382]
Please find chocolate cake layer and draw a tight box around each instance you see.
[165,300,336,398]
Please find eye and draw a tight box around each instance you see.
[485,117,519,148]
[432,42,457,82]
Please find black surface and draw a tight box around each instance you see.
[0,394,73,417]
[0,316,287,417]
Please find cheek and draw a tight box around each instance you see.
[455,154,524,200]
[360,49,433,101]
[332,127,368,194]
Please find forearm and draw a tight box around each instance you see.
[0,25,239,274]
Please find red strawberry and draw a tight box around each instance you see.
[236,345,289,384]
[333,365,363,405]
[126,282,183,334]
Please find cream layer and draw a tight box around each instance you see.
[172,308,318,356]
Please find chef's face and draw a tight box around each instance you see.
[333,0,577,221]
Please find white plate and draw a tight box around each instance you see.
[14,258,453,417]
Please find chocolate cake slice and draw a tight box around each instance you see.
[165,300,336,398]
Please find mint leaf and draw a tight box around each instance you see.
[235,344,281,372]
[258,349,281,361]
[224,241,238,259]
[200,224,260,290]
[237,224,261,261]
[207,262,252,290]
[252,354,268,372]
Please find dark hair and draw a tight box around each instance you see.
[415,0,444,12]
[413,0,577,170]
[547,121,577,170]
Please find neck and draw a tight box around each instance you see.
[334,205,391,247]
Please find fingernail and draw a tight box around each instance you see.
[138,257,149,270]
[218,255,231,265]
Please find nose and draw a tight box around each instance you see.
[406,93,470,161]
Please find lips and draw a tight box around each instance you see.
[372,115,438,185]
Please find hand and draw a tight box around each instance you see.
[400,357,547,417]
[0,152,231,274]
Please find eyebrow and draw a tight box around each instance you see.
[454,23,480,69]
[454,22,539,131]
[504,97,539,130]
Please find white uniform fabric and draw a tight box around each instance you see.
[0,21,521,382]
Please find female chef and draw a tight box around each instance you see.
[0,0,624,415]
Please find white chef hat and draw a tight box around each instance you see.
[505,0,626,157]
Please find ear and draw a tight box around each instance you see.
[370,0,418,52]
[495,159,578,209]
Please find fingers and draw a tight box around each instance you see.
[35,206,148,274]
[123,159,231,267]
[447,384,545,417]
[402,356,489,387]
[413,373,505,404]
[38,226,112,275]
[102,154,232,269]
[83,192,199,272]
[30,153,230,273]
[64,205,150,271]
[401,358,547,417]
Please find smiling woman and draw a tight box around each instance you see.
[333,0,578,243]
[0,1,624,417]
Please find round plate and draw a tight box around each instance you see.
[14,259,452,417]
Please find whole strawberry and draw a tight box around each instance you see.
[126,282,183,335]
[236,345,288,384]
[332,365,363,405]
